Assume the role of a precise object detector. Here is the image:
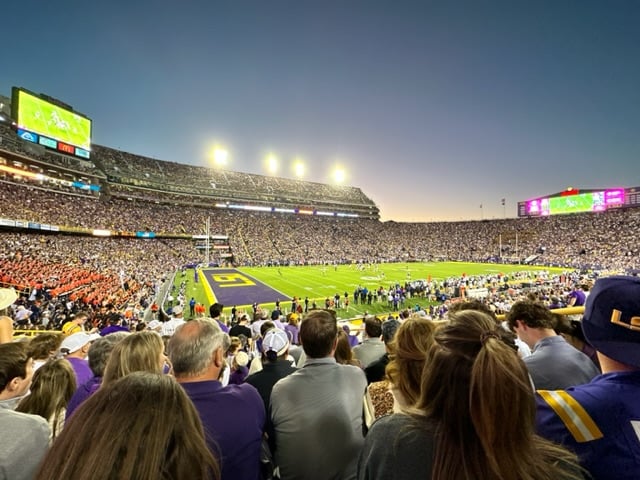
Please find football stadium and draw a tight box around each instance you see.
[1,84,639,478]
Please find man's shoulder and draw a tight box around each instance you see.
[220,382,263,404]
[0,407,49,433]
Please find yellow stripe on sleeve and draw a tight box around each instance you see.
[538,390,603,443]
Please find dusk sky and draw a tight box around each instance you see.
[2,0,639,222]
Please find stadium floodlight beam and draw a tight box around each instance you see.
[266,154,279,175]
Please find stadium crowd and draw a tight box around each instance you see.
[0,127,639,480]
[2,277,638,480]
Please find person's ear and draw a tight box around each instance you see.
[213,347,224,368]
[7,376,21,393]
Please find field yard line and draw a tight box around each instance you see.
[198,268,217,305]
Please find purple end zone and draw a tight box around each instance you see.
[202,268,284,306]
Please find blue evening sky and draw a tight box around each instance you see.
[1,0,639,221]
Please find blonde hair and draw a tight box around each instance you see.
[16,359,76,439]
[385,317,437,407]
[102,331,165,386]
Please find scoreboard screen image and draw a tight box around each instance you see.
[520,189,625,217]
[12,88,92,158]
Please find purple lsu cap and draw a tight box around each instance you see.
[581,275,640,368]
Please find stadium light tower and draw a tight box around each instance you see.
[266,154,279,175]
[293,159,305,178]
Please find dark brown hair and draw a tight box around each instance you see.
[506,300,555,331]
[334,329,359,366]
[35,372,220,480]
[0,342,29,392]
[27,333,63,360]
[416,309,583,480]
[300,310,338,358]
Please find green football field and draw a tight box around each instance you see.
[173,262,565,321]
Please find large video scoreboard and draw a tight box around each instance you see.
[517,188,629,217]
[11,87,92,159]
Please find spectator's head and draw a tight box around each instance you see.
[386,317,437,408]
[300,310,338,359]
[209,303,224,318]
[168,319,228,380]
[0,342,33,401]
[334,329,357,366]
[16,358,76,439]
[449,299,518,352]
[88,332,129,377]
[73,312,89,326]
[107,313,123,325]
[233,351,249,370]
[34,372,219,479]
[260,321,275,337]
[506,300,555,332]
[102,331,166,385]
[581,275,640,369]
[60,332,100,359]
[381,319,401,345]
[416,309,546,479]
[172,305,184,317]
[27,332,63,362]
[287,312,299,327]
[262,328,290,362]
[364,316,383,339]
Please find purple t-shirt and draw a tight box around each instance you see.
[216,319,230,333]
[66,357,93,388]
[569,290,586,306]
[66,376,102,418]
[180,380,265,480]
[284,324,299,345]
[228,366,249,385]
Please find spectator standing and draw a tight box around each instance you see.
[34,372,220,480]
[270,310,367,480]
[364,318,400,384]
[161,305,186,336]
[168,319,265,480]
[16,358,76,440]
[60,332,100,388]
[0,342,50,480]
[352,316,385,368]
[358,310,584,480]
[61,312,89,336]
[284,312,300,345]
[537,276,640,480]
[210,302,229,333]
[507,301,600,390]
[66,332,129,418]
